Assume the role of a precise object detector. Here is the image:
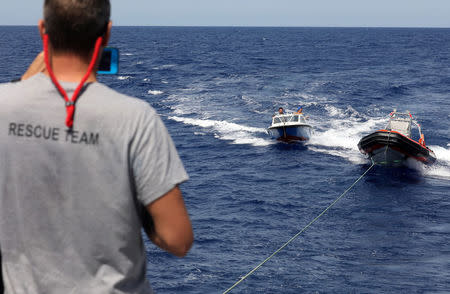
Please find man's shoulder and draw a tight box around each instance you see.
[0,79,22,90]
[0,74,52,98]
[92,82,144,103]
[88,82,158,123]
[0,79,33,100]
[91,82,154,112]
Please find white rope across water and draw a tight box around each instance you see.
[223,162,375,294]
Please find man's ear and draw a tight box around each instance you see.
[38,19,46,39]
[102,21,112,47]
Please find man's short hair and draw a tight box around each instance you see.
[44,0,110,58]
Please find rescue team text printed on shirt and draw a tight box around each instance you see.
[8,122,99,145]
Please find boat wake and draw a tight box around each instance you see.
[306,105,386,164]
[163,85,274,146]
[168,116,272,146]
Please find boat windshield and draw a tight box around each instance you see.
[274,116,293,123]
[273,117,284,124]
[273,114,305,124]
[387,115,412,137]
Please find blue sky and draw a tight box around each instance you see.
[1,0,450,27]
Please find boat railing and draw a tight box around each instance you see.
[387,110,425,139]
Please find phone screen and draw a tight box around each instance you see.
[98,47,119,74]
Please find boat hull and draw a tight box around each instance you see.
[268,125,312,142]
[358,130,436,166]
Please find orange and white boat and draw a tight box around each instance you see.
[358,110,436,166]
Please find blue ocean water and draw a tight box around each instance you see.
[1,26,450,293]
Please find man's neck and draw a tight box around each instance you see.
[44,53,97,83]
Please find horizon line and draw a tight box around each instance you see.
[0,24,449,29]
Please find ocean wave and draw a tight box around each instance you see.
[118,76,132,80]
[386,84,409,96]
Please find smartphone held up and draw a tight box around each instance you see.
[97,47,119,75]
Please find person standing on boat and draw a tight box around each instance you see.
[278,107,284,114]
[296,106,303,114]
[0,1,193,293]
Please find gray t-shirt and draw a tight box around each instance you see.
[0,73,189,294]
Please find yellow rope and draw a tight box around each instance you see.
[223,162,375,294]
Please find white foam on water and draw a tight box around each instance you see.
[301,101,320,107]
[241,95,262,108]
[324,104,361,119]
[421,145,450,180]
[432,145,450,165]
[118,76,132,80]
[307,107,450,178]
[309,117,385,150]
[152,64,176,70]
[165,96,202,116]
[122,53,134,56]
[168,116,273,146]
[324,104,343,117]
[307,146,366,164]
[307,106,386,163]
[172,108,188,116]
[148,90,163,95]
[421,165,450,180]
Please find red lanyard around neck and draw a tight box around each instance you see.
[43,34,103,128]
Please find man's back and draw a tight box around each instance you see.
[0,74,188,293]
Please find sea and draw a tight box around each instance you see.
[1,26,450,293]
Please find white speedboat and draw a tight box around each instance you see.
[268,112,313,142]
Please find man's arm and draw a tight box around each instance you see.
[0,249,3,294]
[143,186,193,257]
